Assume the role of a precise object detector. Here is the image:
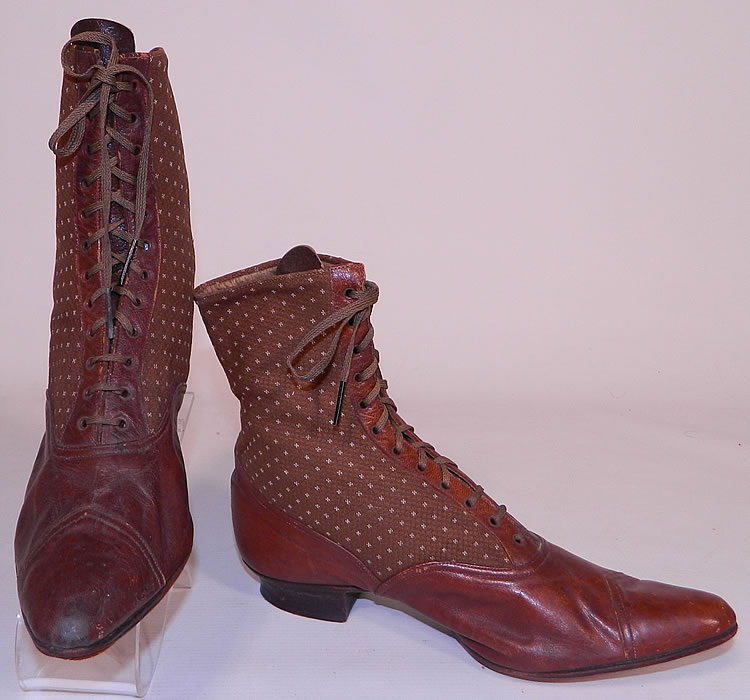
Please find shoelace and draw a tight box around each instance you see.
[49,31,154,430]
[287,282,507,527]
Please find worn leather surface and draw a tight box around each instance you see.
[16,389,192,656]
[200,247,737,677]
[14,20,194,658]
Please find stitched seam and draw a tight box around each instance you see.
[607,575,637,659]
[376,545,551,596]
[24,508,164,586]
[604,575,630,660]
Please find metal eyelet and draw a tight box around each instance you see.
[117,418,128,429]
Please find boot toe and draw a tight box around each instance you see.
[610,573,737,661]
[19,528,161,658]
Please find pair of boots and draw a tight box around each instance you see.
[14,19,737,681]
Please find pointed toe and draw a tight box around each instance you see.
[611,574,737,661]
[19,528,162,658]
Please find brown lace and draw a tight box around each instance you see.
[287,281,507,526]
[49,31,153,430]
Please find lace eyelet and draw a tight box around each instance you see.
[354,373,363,383]
[130,80,138,91]
[133,298,142,307]
[440,481,450,490]
[79,176,90,190]
[352,346,360,355]
[141,271,148,280]
[133,144,142,156]
[358,401,367,409]
[120,388,132,399]
[372,426,380,435]
[464,499,474,509]
[82,388,93,399]
[489,516,501,528]
[128,112,139,125]
[117,419,128,429]
[344,288,356,299]
[76,417,89,431]
[85,143,93,155]
[85,299,93,309]
[127,327,139,338]
[85,358,96,370]
[513,534,524,544]
[393,447,402,455]
[417,464,426,472]
[124,357,133,367]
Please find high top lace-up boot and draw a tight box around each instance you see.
[15,19,194,659]
[195,245,736,680]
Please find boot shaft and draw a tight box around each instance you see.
[49,20,194,446]
[196,250,512,580]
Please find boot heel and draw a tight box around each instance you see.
[258,575,361,623]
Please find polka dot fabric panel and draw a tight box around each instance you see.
[197,263,510,580]
[48,53,95,436]
[138,50,194,432]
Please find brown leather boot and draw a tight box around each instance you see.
[14,19,194,659]
[195,245,736,680]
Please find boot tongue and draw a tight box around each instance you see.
[275,245,323,275]
[70,18,135,60]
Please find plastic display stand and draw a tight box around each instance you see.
[15,392,195,697]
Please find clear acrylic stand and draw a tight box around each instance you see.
[15,392,195,697]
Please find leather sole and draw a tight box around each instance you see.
[24,549,192,660]
[252,566,738,680]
